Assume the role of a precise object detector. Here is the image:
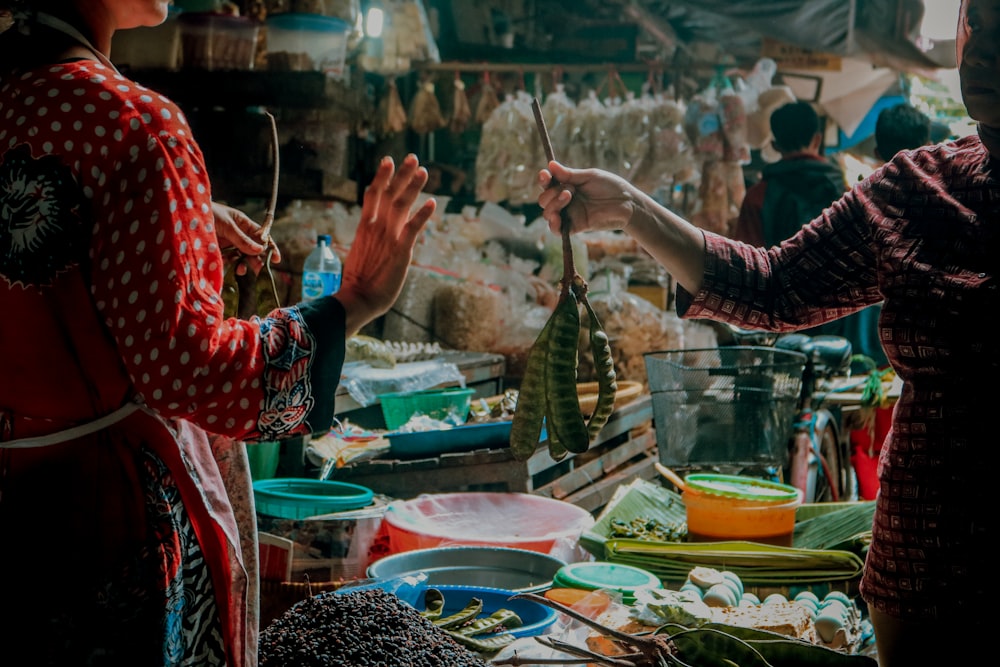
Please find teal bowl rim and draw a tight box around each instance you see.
[253,478,374,507]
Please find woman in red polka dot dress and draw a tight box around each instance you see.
[0,2,434,665]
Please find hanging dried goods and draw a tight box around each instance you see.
[449,74,472,134]
[474,72,501,124]
[408,79,447,134]
[377,78,408,136]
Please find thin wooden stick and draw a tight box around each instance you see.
[530,97,575,295]
[260,110,280,241]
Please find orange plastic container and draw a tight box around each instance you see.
[683,488,801,546]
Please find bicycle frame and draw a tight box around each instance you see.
[789,402,843,503]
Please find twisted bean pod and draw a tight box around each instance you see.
[582,298,617,440]
[509,313,557,461]
[544,292,590,454]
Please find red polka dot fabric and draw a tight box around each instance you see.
[0,60,341,442]
[0,60,346,665]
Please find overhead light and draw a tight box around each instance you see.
[365,2,384,39]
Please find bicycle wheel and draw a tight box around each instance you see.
[813,417,845,503]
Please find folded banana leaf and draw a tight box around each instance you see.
[603,538,865,585]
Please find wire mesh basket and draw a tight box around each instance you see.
[644,347,807,468]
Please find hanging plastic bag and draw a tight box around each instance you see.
[449,73,472,134]
[377,78,408,136]
[408,78,447,134]
[474,72,501,124]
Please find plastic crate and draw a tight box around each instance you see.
[379,387,474,431]
[644,347,806,468]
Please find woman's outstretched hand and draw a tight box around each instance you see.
[337,154,435,336]
[537,160,642,236]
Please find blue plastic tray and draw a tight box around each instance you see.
[386,421,515,459]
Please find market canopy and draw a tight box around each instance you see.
[619,0,956,73]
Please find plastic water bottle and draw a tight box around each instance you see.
[301,234,342,302]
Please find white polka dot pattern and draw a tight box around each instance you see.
[0,61,320,441]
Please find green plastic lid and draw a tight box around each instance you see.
[553,562,661,601]
[684,473,800,503]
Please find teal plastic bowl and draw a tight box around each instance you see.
[253,478,374,520]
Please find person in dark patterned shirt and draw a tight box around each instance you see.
[536,1,996,664]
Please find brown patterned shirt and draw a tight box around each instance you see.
[677,134,998,621]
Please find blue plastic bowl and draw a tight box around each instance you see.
[413,584,557,639]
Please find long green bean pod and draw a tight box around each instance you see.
[432,597,484,628]
[545,414,568,461]
[666,627,771,667]
[453,609,523,636]
[509,312,557,461]
[582,298,617,440]
[445,629,516,653]
[702,622,877,667]
[420,588,445,621]
[544,292,590,454]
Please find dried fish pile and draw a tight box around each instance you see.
[259,587,492,667]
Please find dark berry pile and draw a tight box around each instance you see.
[259,587,492,667]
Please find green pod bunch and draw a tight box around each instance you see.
[509,313,557,461]
[544,292,590,454]
[666,626,771,667]
[583,299,617,440]
[699,623,877,667]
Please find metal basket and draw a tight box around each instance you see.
[644,347,807,468]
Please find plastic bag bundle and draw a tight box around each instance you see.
[408,80,447,134]
[449,75,472,134]
[377,78,408,136]
[474,73,501,124]
[474,90,540,204]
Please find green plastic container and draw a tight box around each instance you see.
[552,562,662,604]
[253,478,374,520]
[379,387,474,431]
[245,441,280,480]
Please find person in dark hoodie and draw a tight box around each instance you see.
[732,100,848,247]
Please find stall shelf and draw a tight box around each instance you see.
[331,394,656,514]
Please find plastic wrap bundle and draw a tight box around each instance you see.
[408,80,447,134]
[382,266,452,344]
[376,78,408,136]
[566,90,610,170]
[632,95,695,194]
[576,290,685,386]
[449,75,472,133]
[431,281,507,352]
[474,90,542,204]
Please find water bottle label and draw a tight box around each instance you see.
[302,271,325,300]
[302,270,341,301]
[326,271,342,295]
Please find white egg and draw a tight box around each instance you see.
[702,583,738,607]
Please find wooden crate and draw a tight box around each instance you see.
[332,396,657,514]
